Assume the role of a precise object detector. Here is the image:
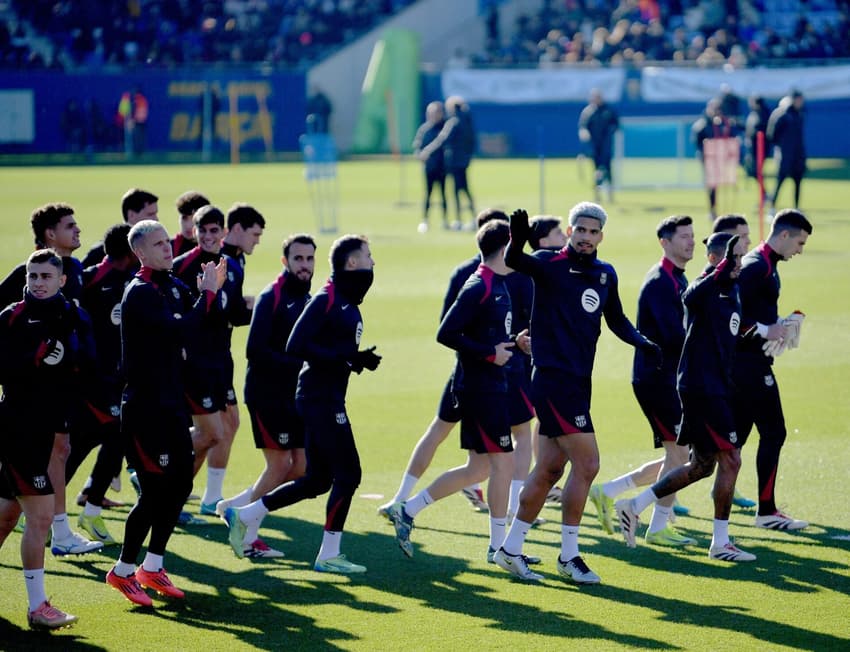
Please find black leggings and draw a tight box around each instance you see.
[120,412,193,563]
[262,399,361,532]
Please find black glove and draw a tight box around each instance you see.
[715,233,740,281]
[724,234,740,264]
[349,346,381,374]
[509,209,530,246]
[641,340,663,370]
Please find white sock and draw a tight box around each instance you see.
[52,514,72,540]
[489,516,507,551]
[82,475,93,491]
[392,473,419,503]
[508,480,523,517]
[142,552,163,573]
[202,467,226,504]
[239,500,269,526]
[648,504,672,534]
[464,482,482,492]
[224,487,254,508]
[712,519,730,548]
[404,490,433,519]
[317,530,342,560]
[603,473,636,499]
[632,488,659,515]
[561,524,580,561]
[83,502,103,517]
[113,560,136,577]
[24,568,47,612]
[501,518,532,556]
[243,518,262,546]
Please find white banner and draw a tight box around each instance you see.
[0,90,34,143]
[441,68,626,104]
[641,65,850,102]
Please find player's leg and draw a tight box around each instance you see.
[78,422,123,545]
[708,447,755,561]
[381,376,459,512]
[437,171,448,227]
[202,393,239,511]
[190,412,223,475]
[49,432,100,555]
[19,493,78,627]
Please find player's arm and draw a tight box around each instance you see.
[737,257,782,341]
[419,117,454,160]
[641,281,684,356]
[285,293,345,365]
[440,265,470,322]
[224,258,252,326]
[437,282,509,364]
[504,209,546,279]
[603,270,659,353]
[245,290,292,372]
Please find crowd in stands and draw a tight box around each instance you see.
[0,0,415,70]
[476,0,850,67]
[1,0,848,71]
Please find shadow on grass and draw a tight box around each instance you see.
[0,613,108,650]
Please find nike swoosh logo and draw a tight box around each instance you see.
[719,294,729,298]
[27,318,40,323]
[101,286,112,292]
[286,302,296,309]
[569,269,582,274]
[495,295,503,301]
[25,574,34,579]
[341,304,350,310]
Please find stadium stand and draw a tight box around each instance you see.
[0,0,847,71]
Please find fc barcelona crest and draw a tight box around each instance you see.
[600,272,608,285]
[575,415,587,428]
[336,412,348,425]
[33,475,47,490]
[159,454,170,467]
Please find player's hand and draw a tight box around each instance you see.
[515,328,531,355]
[357,346,382,372]
[509,209,530,246]
[492,340,515,366]
[764,322,785,341]
[642,340,663,369]
[579,128,591,143]
[724,234,740,264]
[782,310,805,349]
[244,295,255,311]
[762,338,786,358]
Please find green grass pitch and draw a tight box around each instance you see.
[0,158,848,650]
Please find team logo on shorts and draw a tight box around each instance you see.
[499,435,511,448]
[729,431,738,444]
[110,303,122,326]
[335,412,348,425]
[355,321,363,345]
[172,287,180,299]
[42,341,65,366]
[33,475,47,490]
[278,432,290,445]
[202,397,213,409]
[729,312,740,335]
[221,290,228,309]
[159,454,170,467]
[575,414,587,428]
[226,389,236,402]
[110,405,120,417]
[764,375,774,387]
[580,289,600,313]
[174,312,182,320]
